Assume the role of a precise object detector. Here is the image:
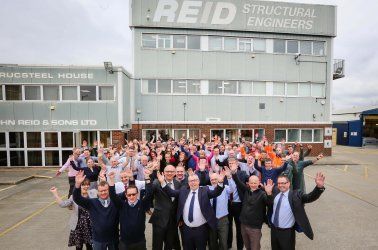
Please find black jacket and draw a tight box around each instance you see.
[232,173,269,229]
[148,179,181,228]
[267,186,325,240]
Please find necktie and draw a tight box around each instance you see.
[188,192,196,223]
[273,193,284,227]
[212,197,217,213]
[124,184,128,191]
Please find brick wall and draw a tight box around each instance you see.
[129,123,332,156]
[111,131,125,145]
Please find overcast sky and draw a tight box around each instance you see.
[1,0,377,111]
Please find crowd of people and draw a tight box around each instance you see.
[51,134,326,250]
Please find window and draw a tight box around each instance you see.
[254,129,265,141]
[301,130,313,142]
[253,82,266,95]
[288,129,300,142]
[313,41,325,56]
[157,79,171,93]
[174,130,187,141]
[157,35,171,48]
[187,35,201,49]
[240,130,253,142]
[24,86,41,100]
[225,129,238,142]
[173,80,186,94]
[45,132,58,147]
[0,151,7,166]
[100,131,111,148]
[312,84,324,97]
[142,34,156,48]
[224,37,237,51]
[27,132,41,148]
[99,86,114,100]
[209,81,223,94]
[9,132,24,148]
[273,82,285,96]
[287,40,299,54]
[274,39,286,53]
[142,79,157,94]
[173,35,186,49]
[188,130,200,140]
[253,38,266,52]
[274,130,286,142]
[5,85,21,100]
[45,151,59,166]
[0,133,5,147]
[209,36,222,50]
[287,83,298,96]
[43,86,59,100]
[80,86,96,101]
[314,129,323,142]
[299,83,311,97]
[239,81,253,95]
[187,80,201,94]
[62,132,74,148]
[210,130,224,139]
[223,81,237,94]
[300,41,312,54]
[28,151,42,166]
[62,86,77,100]
[239,38,252,51]
[10,151,25,166]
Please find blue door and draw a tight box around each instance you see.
[348,120,362,147]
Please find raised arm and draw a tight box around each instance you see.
[72,171,91,210]
[301,172,325,203]
[207,171,225,199]
[157,171,180,198]
[108,172,123,208]
[50,187,73,208]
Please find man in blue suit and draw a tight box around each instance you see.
[157,170,226,250]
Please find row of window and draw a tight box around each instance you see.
[0,85,115,101]
[143,128,323,143]
[274,129,323,143]
[0,131,112,166]
[141,34,326,56]
[141,79,325,97]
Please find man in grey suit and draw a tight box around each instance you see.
[149,165,181,250]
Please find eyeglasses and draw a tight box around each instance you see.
[126,193,138,197]
[277,182,288,185]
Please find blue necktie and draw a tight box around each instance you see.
[273,193,284,227]
[212,197,217,213]
[188,192,196,223]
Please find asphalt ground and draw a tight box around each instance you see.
[0,145,377,249]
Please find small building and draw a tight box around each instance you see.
[332,105,378,147]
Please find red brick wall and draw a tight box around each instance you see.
[111,131,125,145]
[129,123,332,156]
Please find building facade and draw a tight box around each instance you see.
[129,0,338,155]
[0,65,132,166]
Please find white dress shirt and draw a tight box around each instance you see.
[271,190,295,228]
[183,188,207,227]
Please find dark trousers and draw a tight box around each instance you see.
[152,217,181,250]
[68,176,76,198]
[119,240,146,250]
[208,216,229,250]
[182,224,208,250]
[76,243,93,250]
[271,226,296,250]
[228,202,244,250]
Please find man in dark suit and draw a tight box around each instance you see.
[149,165,181,250]
[266,172,326,250]
[157,170,226,250]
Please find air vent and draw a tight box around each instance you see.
[259,103,265,109]
[206,117,221,122]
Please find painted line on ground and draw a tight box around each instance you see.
[0,185,16,192]
[0,196,64,237]
[304,173,378,208]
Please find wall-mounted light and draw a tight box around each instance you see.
[104,61,114,74]
[251,54,256,59]
[171,50,176,54]
[50,105,55,110]
[294,53,301,65]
